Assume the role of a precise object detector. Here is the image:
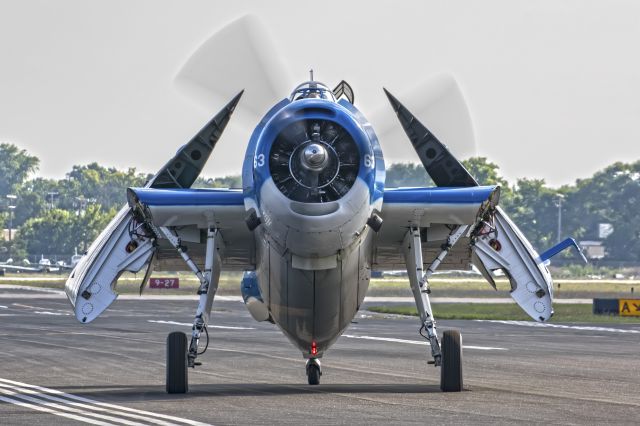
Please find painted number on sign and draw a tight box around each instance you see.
[149,278,179,289]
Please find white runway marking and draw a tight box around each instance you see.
[148,321,504,350]
[148,319,255,330]
[0,378,212,426]
[0,394,115,425]
[342,334,507,351]
[34,311,71,316]
[0,285,66,294]
[475,320,640,334]
[13,303,69,312]
[363,297,593,304]
[0,305,7,309]
[11,303,72,316]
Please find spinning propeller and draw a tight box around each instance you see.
[174,14,477,163]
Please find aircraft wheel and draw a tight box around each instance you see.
[166,331,188,394]
[440,329,463,392]
[307,364,320,385]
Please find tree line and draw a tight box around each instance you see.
[0,143,635,262]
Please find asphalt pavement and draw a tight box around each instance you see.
[0,288,639,425]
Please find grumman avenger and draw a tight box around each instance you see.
[65,76,586,393]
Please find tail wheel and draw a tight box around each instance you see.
[166,331,188,394]
[307,364,321,385]
[440,329,463,392]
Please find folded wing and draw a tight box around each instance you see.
[65,93,245,323]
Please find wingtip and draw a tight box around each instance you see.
[224,90,244,112]
[383,87,401,111]
[231,89,244,103]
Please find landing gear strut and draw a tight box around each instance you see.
[306,358,322,385]
[159,226,220,394]
[403,226,467,392]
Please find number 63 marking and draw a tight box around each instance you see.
[364,154,374,168]
[254,154,265,168]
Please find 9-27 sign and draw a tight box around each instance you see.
[619,299,640,316]
[149,278,179,289]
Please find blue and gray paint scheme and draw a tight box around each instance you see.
[64,79,568,390]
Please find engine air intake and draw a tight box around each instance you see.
[269,119,360,203]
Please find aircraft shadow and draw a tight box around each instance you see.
[56,383,444,400]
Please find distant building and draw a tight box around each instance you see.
[598,223,614,239]
[1,229,18,240]
[579,240,605,260]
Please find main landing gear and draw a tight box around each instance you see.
[403,226,466,392]
[159,227,221,394]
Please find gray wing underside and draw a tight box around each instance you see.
[149,201,477,272]
[372,202,475,272]
[372,234,473,272]
[144,202,255,272]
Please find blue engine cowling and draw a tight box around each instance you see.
[241,93,385,259]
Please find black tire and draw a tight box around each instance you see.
[307,364,321,385]
[166,331,188,394]
[440,329,463,392]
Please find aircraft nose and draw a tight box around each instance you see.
[301,143,329,171]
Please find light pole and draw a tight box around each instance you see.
[555,194,564,244]
[47,191,59,209]
[74,196,86,215]
[6,194,17,261]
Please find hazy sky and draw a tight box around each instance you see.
[1,0,639,187]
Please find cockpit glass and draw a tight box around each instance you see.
[290,82,336,102]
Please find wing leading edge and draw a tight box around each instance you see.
[127,187,253,271]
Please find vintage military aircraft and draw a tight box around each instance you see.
[65,76,585,394]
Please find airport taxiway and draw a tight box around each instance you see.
[0,289,638,425]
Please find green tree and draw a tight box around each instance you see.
[562,161,640,260]
[13,177,59,227]
[461,157,513,209]
[70,204,118,253]
[0,237,27,262]
[194,175,242,189]
[16,204,116,257]
[0,143,39,196]
[17,209,76,256]
[385,163,433,187]
[65,163,148,208]
[508,178,561,251]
